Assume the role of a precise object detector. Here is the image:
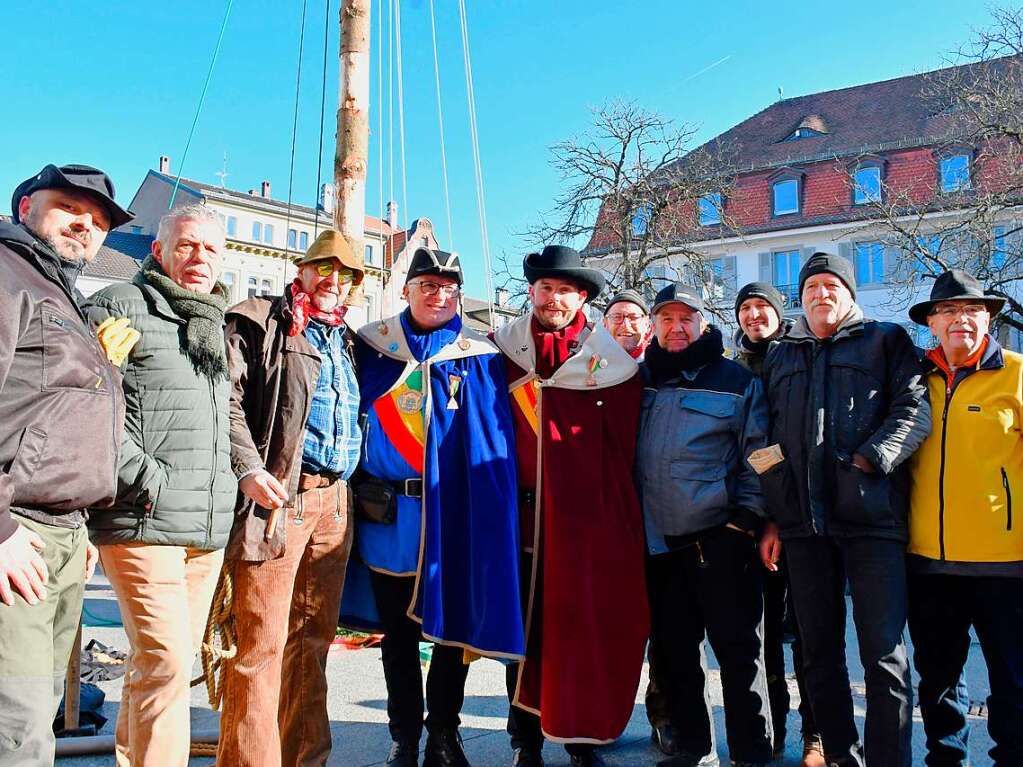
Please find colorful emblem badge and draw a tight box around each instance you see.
[447,374,462,410]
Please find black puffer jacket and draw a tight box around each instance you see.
[759,305,931,541]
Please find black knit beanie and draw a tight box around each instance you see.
[798,252,857,299]
[734,281,784,323]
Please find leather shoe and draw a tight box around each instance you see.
[568,749,600,767]
[386,740,419,767]
[651,723,680,756]
[511,747,544,767]
[423,729,469,767]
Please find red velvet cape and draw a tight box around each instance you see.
[504,355,650,744]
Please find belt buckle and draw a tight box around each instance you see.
[404,478,422,497]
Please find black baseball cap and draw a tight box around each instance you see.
[12,164,134,228]
[651,283,705,315]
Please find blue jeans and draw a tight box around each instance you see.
[908,571,1023,767]
[785,536,912,767]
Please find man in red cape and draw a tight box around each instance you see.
[493,245,649,767]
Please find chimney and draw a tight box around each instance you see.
[261,180,271,198]
[496,287,509,307]
[247,188,258,196]
[386,200,398,229]
[158,155,170,174]
[319,183,336,214]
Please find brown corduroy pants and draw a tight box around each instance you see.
[216,483,353,767]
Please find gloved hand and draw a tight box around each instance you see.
[95,317,141,366]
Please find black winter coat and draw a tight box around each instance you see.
[759,307,931,541]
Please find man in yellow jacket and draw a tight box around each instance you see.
[907,269,1023,767]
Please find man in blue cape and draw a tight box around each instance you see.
[342,247,524,767]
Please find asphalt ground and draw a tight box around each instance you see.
[57,570,996,766]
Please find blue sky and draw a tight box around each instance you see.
[0,0,995,298]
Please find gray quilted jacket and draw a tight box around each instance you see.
[83,273,236,549]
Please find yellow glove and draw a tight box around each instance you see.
[96,317,141,366]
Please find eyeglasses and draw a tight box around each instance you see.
[408,280,460,297]
[606,312,646,325]
[314,261,355,282]
[929,303,989,319]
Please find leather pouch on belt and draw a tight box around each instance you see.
[352,478,397,525]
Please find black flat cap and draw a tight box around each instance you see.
[12,164,133,228]
[651,283,705,315]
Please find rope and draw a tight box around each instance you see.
[313,0,332,237]
[284,0,310,258]
[457,0,495,327]
[428,0,454,248]
[169,0,236,209]
[193,566,237,711]
[377,0,384,286]
[387,0,397,309]
[189,742,219,757]
[394,0,410,248]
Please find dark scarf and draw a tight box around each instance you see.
[644,325,725,386]
[530,310,588,378]
[142,255,229,381]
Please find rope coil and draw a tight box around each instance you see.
[193,566,237,711]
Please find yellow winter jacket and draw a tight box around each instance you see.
[909,339,1023,563]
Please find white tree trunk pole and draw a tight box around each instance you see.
[336,0,371,275]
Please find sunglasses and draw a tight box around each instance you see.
[314,261,355,282]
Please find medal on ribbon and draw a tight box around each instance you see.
[447,374,462,410]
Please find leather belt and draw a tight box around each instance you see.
[384,477,423,498]
[298,472,340,492]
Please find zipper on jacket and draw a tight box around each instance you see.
[1002,467,1013,531]
[206,376,219,549]
[937,385,954,560]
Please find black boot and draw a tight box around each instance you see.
[651,723,681,756]
[567,746,601,767]
[386,739,419,767]
[511,747,544,767]
[423,729,470,767]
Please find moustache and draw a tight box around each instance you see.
[61,228,89,247]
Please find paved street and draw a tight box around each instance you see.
[58,570,996,766]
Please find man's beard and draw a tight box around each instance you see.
[44,233,87,263]
[534,305,578,330]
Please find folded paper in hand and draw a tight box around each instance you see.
[747,444,784,475]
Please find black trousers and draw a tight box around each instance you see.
[645,550,717,756]
[762,555,817,746]
[370,570,470,743]
[657,527,774,763]
[908,571,1023,767]
[785,536,911,767]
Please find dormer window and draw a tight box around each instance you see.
[939,149,972,193]
[698,193,722,226]
[769,168,804,217]
[849,156,886,205]
[632,203,653,237]
[781,114,829,142]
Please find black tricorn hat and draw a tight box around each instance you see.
[12,163,134,228]
[406,247,463,286]
[908,269,1006,325]
[522,245,605,302]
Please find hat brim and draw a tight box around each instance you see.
[293,253,366,286]
[11,170,134,228]
[909,295,1006,325]
[523,260,605,302]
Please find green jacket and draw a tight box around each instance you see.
[84,273,236,549]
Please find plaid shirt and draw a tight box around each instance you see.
[301,321,361,479]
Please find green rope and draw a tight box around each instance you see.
[169,0,236,208]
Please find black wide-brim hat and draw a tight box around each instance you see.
[12,163,134,228]
[522,245,605,302]
[908,268,1006,325]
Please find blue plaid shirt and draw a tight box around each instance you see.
[301,321,361,479]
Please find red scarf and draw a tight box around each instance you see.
[531,310,588,378]
[287,279,347,337]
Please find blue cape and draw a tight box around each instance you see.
[340,312,525,658]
